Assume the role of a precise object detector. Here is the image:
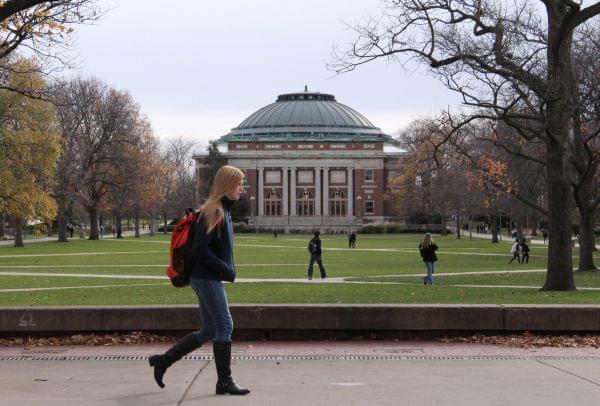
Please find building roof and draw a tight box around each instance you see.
[221,90,388,142]
[193,142,405,157]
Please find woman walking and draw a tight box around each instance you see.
[509,240,521,264]
[149,165,250,396]
[419,233,438,285]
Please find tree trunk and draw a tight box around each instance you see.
[441,210,447,236]
[162,212,168,235]
[88,207,99,240]
[56,198,69,242]
[115,212,123,239]
[542,138,575,290]
[455,212,461,239]
[541,10,576,291]
[149,212,155,237]
[571,85,598,271]
[134,206,140,238]
[14,217,24,248]
[577,208,597,271]
[0,212,5,239]
[468,213,473,239]
[57,213,68,243]
[498,212,503,241]
[490,213,499,244]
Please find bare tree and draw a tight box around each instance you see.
[571,23,600,270]
[0,1,102,97]
[332,0,600,290]
[55,77,144,240]
[161,137,197,223]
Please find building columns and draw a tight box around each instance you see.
[282,167,289,216]
[258,167,264,216]
[323,167,329,216]
[315,167,321,216]
[347,167,353,217]
[290,167,297,216]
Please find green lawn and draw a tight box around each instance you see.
[0,233,598,306]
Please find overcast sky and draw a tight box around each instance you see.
[71,0,463,146]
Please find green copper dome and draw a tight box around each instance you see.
[222,90,387,142]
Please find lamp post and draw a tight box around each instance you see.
[356,195,362,225]
[249,195,256,233]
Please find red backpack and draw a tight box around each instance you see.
[166,211,199,287]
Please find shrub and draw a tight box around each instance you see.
[233,222,249,233]
[385,224,404,233]
[358,224,385,234]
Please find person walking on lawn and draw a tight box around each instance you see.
[418,233,438,285]
[307,230,327,280]
[348,231,356,248]
[148,165,250,396]
[509,240,521,264]
[520,239,530,264]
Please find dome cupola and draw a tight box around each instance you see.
[223,89,386,142]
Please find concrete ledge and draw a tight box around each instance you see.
[2,304,599,334]
[0,305,504,333]
[503,305,600,331]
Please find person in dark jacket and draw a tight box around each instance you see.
[418,233,438,285]
[348,231,356,248]
[520,239,530,264]
[307,230,327,280]
[149,165,250,396]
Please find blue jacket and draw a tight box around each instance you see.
[190,197,236,282]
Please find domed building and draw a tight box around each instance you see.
[194,89,406,232]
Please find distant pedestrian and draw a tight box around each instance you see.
[520,239,530,264]
[111,225,116,238]
[418,233,438,286]
[307,230,327,280]
[68,225,74,238]
[348,231,356,248]
[509,240,521,264]
[542,230,548,245]
[273,229,277,238]
[98,224,104,239]
[116,224,123,239]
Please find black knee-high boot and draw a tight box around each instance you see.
[213,341,250,395]
[148,333,201,388]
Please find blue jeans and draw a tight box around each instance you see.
[423,261,435,285]
[307,254,327,278]
[189,277,233,343]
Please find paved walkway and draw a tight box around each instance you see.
[467,231,600,249]
[1,341,598,405]
[0,229,150,246]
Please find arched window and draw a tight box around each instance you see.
[329,189,347,216]
[296,190,314,216]
[264,190,282,216]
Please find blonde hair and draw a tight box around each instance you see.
[421,233,434,247]
[200,165,244,234]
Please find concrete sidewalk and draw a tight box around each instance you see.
[466,230,600,249]
[1,341,599,405]
[0,229,151,246]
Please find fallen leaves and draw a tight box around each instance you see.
[0,332,176,348]
[441,331,600,348]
